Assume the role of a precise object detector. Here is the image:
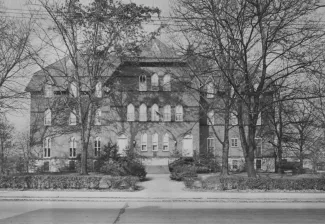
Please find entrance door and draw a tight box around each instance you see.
[182,135,193,157]
[117,134,128,155]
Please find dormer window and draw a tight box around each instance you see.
[151,74,159,91]
[70,82,78,97]
[44,84,53,98]
[139,75,147,91]
[95,82,102,98]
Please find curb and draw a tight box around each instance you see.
[1,197,325,203]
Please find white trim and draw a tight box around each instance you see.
[127,104,135,121]
[207,137,215,152]
[163,74,171,91]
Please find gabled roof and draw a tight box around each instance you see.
[25,38,183,92]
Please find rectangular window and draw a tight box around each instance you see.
[231,138,238,147]
[256,159,262,169]
[207,138,214,152]
[69,148,76,158]
[163,145,169,151]
[232,160,238,170]
[95,139,101,157]
[255,138,262,157]
[141,145,147,151]
[175,113,183,121]
[164,113,171,122]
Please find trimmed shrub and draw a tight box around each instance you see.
[170,165,197,181]
[184,175,325,191]
[0,175,139,190]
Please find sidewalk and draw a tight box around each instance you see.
[1,174,325,202]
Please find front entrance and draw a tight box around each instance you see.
[182,135,193,157]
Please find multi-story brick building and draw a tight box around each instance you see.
[26,38,274,172]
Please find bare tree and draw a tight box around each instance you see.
[32,0,161,174]
[0,1,35,114]
[172,0,325,177]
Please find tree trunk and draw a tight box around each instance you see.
[221,107,230,176]
[0,140,3,175]
[299,147,304,174]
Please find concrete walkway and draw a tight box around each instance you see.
[1,174,325,202]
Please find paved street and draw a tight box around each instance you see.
[1,201,325,224]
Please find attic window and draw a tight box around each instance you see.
[44,84,53,98]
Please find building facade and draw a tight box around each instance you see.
[26,39,274,172]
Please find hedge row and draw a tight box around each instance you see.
[0,175,139,190]
[184,176,325,191]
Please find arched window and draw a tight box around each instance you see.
[94,137,101,157]
[69,137,77,158]
[95,82,102,98]
[164,105,171,122]
[139,75,147,91]
[207,82,214,98]
[127,104,135,121]
[44,83,53,98]
[175,105,183,121]
[152,133,158,151]
[139,104,147,121]
[69,109,77,125]
[151,104,160,121]
[141,133,147,151]
[94,109,101,125]
[151,73,159,91]
[44,109,52,126]
[163,133,169,151]
[207,110,214,125]
[117,134,128,154]
[70,82,78,97]
[163,74,171,91]
[43,137,51,158]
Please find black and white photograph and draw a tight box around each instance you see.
[1,0,325,223]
